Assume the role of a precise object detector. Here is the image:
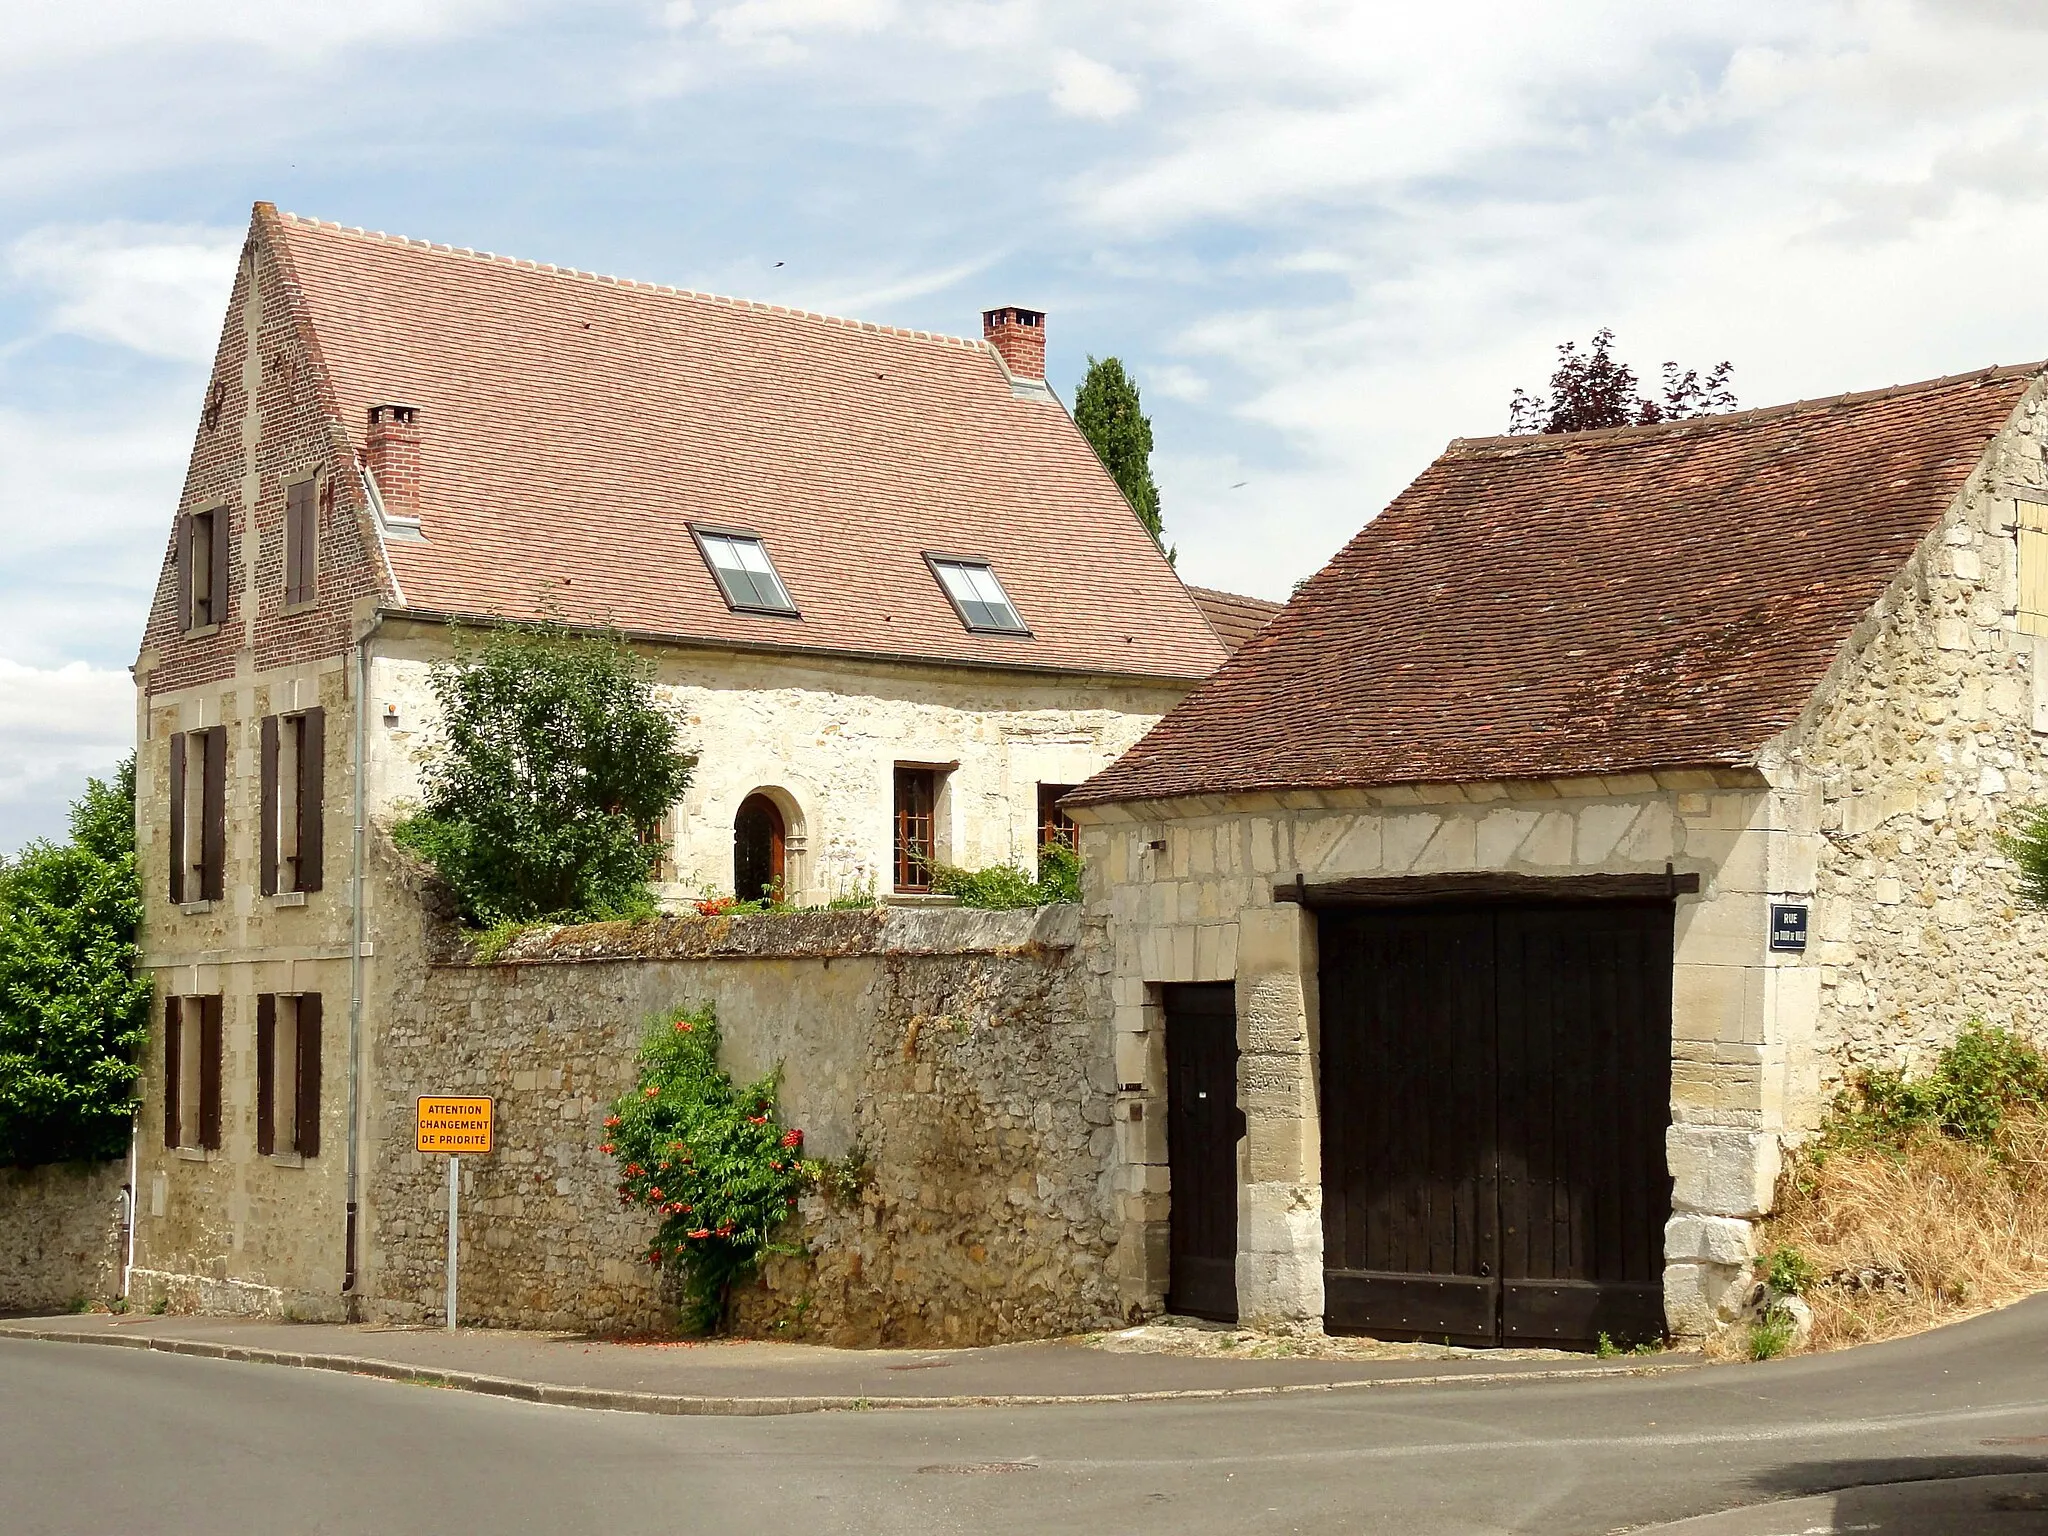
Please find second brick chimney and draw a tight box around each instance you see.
[365,403,422,521]
[982,306,1046,381]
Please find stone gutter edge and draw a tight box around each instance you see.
[0,1324,1698,1416]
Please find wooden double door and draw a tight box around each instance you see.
[1318,901,1673,1348]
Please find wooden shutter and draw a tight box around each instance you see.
[209,508,230,628]
[198,997,223,1152]
[200,727,227,903]
[163,996,182,1150]
[284,482,307,606]
[259,715,279,897]
[295,993,322,1158]
[255,994,276,1157]
[2020,502,2048,637]
[297,708,325,892]
[168,732,186,905]
[175,514,193,632]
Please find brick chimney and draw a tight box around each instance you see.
[982,306,1045,381]
[365,403,422,521]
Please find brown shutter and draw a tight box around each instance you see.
[175,514,192,631]
[255,994,276,1157]
[168,732,186,905]
[295,993,322,1158]
[210,507,230,628]
[163,996,182,1150]
[259,715,279,897]
[297,707,325,893]
[284,484,303,606]
[198,997,222,1152]
[201,727,227,903]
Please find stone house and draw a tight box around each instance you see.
[1068,364,2048,1345]
[127,202,1262,1317]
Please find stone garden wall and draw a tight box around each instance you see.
[360,899,1122,1344]
[0,1160,127,1313]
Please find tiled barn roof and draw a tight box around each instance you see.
[1188,586,1286,653]
[1073,364,2042,806]
[266,208,1227,681]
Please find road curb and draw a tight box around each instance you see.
[0,1323,1699,1416]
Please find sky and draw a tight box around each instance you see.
[4,0,2048,852]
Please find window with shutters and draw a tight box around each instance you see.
[169,726,227,906]
[180,507,229,631]
[162,995,222,1153]
[893,764,942,892]
[256,993,322,1159]
[260,708,324,896]
[2019,500,2048,637]
[284,476,319,607]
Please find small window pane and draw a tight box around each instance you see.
[933,560,1024,632]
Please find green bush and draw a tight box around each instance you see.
[1821,1022,2048,1159]
[1764,1245,1816,1297]
[392,623,696,928]
[0,760,150,1166]
[928,844,1083,909]
[602,1006,808,1332]
[1746,1310,1796,1361]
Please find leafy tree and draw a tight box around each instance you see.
[393,624,697,928]
[0,759,150,1166]
[1508,328,1736,435]
[1075,356,1171,559]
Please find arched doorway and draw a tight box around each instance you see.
[733,793,786,900]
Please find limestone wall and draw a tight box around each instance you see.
[364,622,1184,905]
[1074,772,1814,1337]
[359,902,1121,1344]
[1788,385,2048,1085]
[0,1161,127,1312]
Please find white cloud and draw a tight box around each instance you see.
[1049,51,1139,120]
[8,222,241,362]
[0,659,133,854]
[1,0,520,74]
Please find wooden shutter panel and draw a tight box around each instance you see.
[255,994,276,1157]
[168,732,186,905]
[259,715,279,897]
[284,483,303,606]
[209,508,230,628]
[163,996,182,1150]
[175,514,193,632]
[201,727,227,903]
[298,707,325,893]
[198,998,223,1152]
[296,993,322,1158]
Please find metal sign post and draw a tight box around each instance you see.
[416,1096,493,1334]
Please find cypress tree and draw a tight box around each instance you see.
[1075,356,1170,560]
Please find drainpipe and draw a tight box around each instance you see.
[343,629,371,1297]
[120,1113,137,1300]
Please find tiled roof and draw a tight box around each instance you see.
[1188,586,1285,653]
[1074,364,2041,806]
[267,210,1226,681]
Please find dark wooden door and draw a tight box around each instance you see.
[733,794,785,900]
[1164,982,1242,1321]
[1318,902,1672,1348]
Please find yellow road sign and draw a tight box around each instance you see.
[416,1096,493,1154]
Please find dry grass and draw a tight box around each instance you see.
[1747,1108,2048,1354]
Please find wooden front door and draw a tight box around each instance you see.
[733,794,785,900]
[1164,982,1243,1321]
[1318,902,1673,1348]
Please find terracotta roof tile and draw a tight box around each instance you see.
[1075,364,2041,805]
[1188,586,1285,652]
[271,212,1226,681]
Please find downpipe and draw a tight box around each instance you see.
[343,632,370,1299]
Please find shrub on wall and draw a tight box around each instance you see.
[393,623,697,928]
[0,760,149,1165]
[603,1005,809,1332]
[929,844,1082,909]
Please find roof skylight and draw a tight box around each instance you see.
[693,528,797,616]
[928,556,1028,634]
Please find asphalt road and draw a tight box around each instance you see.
[7,1297,2048,1536]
